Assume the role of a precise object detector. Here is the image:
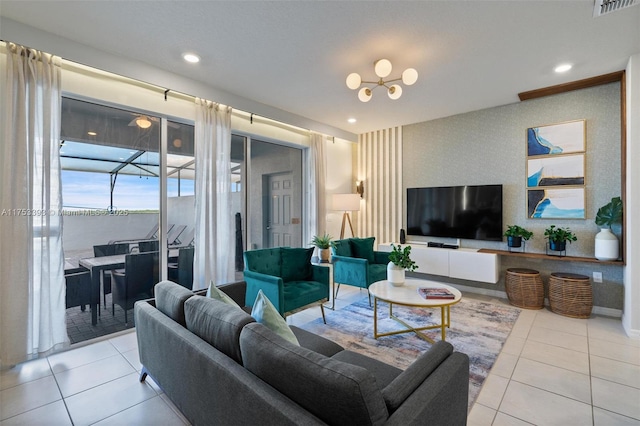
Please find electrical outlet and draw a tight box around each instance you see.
[593,272,603,283]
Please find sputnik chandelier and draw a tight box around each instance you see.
[346,59,418,102]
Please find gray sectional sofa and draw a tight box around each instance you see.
[135,280,470,426]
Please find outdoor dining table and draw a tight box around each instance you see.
[79,250,178,325]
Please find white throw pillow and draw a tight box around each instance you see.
[206,281,240,308]
[251,290,299,346]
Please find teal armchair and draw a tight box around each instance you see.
[331,237,390,304]
[243,247,329,323]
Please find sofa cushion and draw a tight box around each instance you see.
[332,350,402,389]
[244,247,282,277]
[240,322,389,426]
[350,237,375,263]
[381,340,454,412]
[154,280,194,326]
[206,281,240,308]
[184,296,255,364]
[290,326,344,357]
[280,247,313,281]
[332,239,353,257]
[251,290,299,346]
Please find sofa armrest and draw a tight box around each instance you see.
[385,352,469,426]
[374,250,391,264]
[218,280,247,306]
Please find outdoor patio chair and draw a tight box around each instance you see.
[168,246,194,289]
[65,267,91,312]
[138,240,159,252]
[111,251,159,324]
[93,243,130,312]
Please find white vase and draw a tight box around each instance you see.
[595,228,619,261]
[387,262,405,287]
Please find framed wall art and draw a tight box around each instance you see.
[527,119,586,157]
[527,153,585,187]
[527,188,585,219]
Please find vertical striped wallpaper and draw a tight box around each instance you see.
[357,127,403,246]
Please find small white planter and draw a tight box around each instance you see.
[387,262,405,287]
[595,228,619,261]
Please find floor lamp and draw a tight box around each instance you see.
[332,193,361,239]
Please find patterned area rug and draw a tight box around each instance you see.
[299,297,520,408]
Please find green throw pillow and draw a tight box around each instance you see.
[251,290,299,346]
[350,237,375,263]
[332,239,353,257]
[206,281,240,308]
[280,247,313,282]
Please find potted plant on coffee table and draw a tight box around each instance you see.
[309,234,335,263]
[544,225,577,253]
[594,196,622,261]
[504,225,534,249]
[387,243,418,287]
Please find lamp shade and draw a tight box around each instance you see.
[332,193,361,211]
[346,72,362,90]
[374,59,392,78]
[402,68,418,85]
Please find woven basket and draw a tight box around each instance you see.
[549,273,592,319]
[505,268,544,309]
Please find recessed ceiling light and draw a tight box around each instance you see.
[348,118,357,124]
[87,131,97,136]
[183,53,200,63]
[554,64,572,73]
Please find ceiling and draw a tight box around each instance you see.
[1,1,639,135]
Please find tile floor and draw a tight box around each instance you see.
[2,285,639,425]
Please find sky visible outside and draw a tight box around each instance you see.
[61,170,194,211]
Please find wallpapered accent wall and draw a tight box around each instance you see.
[361,83,623,310]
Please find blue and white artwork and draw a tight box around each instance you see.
[527,120,585,156]
[528,188,585,219]
[527,154,585,187]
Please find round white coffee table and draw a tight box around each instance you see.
[368,279,462,342]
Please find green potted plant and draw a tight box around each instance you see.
[594,196,622,261]
[544,225,577,252]
[309,233,335,262]
[504,225,534,248]
[387,243,418,286]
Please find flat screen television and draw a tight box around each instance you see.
[406,184,503,241]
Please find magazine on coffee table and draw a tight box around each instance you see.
[418,287,456,300]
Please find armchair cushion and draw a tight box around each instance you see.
[244,247,282,277]
[350,237,376,262]
[332,239,353,257]
[280,247,313,281]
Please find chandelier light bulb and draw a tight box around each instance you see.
[402,68,419,85]
[374,59,392,78]
[358,87,373,102]
[346,72,362,90]
[388,84,402,100]
[136,116,152,129]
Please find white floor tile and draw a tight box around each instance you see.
[121,348,142,371]
[532,312,588,336]
[108,330,138,353]
[500,336,526,357]
[64,372,157,426]
[0,400,72,426]
[592,377,640,420]
[0,376,62,420]
[490,352,518,379]
[511,358,591,403]
[54,354,136,398]
[467,403,496,426]
[92,395,187,425]
[0,358,52,391]
[475,374,509,410]
[159,392,190,424]
[492,412,535,426]
[520,339,590,374]
[527,325,589,352]
[589,317,640,348]
[47,341,119,374]
[499,381,592,425]
[590,337,640,366]
[593,407,640,425]
[591,354,640,389]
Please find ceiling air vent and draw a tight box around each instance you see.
[593,0,639,16]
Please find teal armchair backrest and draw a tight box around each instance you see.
[243,248,282,277]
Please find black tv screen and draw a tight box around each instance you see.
[406,185,503,241]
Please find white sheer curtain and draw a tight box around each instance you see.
[305,133,327,246]
[193,99,233,290]
[0,43,68,367]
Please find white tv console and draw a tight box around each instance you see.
[378,242,500,284]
